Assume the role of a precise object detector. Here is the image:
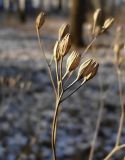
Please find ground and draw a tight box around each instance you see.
[0,15,125,160]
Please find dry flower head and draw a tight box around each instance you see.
[53,41,61,62]
[59,24,70,40]
[92,8,102,36]
[77,59,99,81]
[59,34,71,57]
[36,12,45,30]
[102,18,114,32]
[66,51,81,72]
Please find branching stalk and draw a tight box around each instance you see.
[115,68,124,147]
[36,29,57,96]
[61,80,85,103]
[104,144,125,160]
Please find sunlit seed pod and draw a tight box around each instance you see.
[77,59,93,80]
[77,59,99,81]
[102,18,114,32]
[92,8,101,36]
[59,24,70,40]
[113,43,123,65]
[53,41,61,62]
[114,44,121,54]
[59,34,72,57]
[35,12,45,30]
[84,62,99,82]
[66,51,81,72]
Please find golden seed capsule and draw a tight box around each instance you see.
[102,18,114,32]
[36,12,45,30]
[66,51,81,72]
[59,34,71,57]
[114,43,123,65]
[92,8,101,36]
[84,62,99,81]
[59,24,70,40]
[53,41,61,61]
[77,59,99,81]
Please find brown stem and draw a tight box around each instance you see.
[61,80,85,103]
[104,144,125,160]
[36,28,57,97]
[88,74,104,160]
[115,69,124,147]
[81,37,97,59]
[51,93,63,160]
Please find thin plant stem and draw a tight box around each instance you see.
[63,71,74,86]
[51,92,63,160]
[88,74,104,160]
[88,42,104,160]
[55,60,60,97]
[104,65,124,160]
[64,78,78,92]
[62,71,68,80]
[59,57,63,92]
[61,80,85,103]
[115,68,124,147]
[81,37,97,59]
[36,28,57,97]
[104,144,125,160]
[49,55,54,66]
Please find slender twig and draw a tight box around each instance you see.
[55,60,60,97]
[36,29,57,97]
[62,71,68,80]
[104,52,125,160]
[51,92,63,160]
[63,71,74,86]
[88,74,104,160]
[81,37,97,59]
[104,144,125,160]
[61,80,85,103]
[64,78,78,92]
[59,57,63,92]
[88,43,105,160]
[49,55,54,66]
[115,68,124,147]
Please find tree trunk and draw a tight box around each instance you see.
[70,0,88,47]
[18,0,26,23]
[58,0,62,11]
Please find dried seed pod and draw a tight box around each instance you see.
[114,43,123,65]
[53,41,61,61]
[36,12,45,30]
[84,62,99,81]
[77,59,99,81]
[59,34,71,57]
[102,18,114,32]
[59,24,70,40]
[66,51,81,72]
[92,8,101,36]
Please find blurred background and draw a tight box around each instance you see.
[0,0,125,160]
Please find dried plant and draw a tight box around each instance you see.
[88,9,114,160]
[103,26,125,160]
[35,11,99,160]
[35,9,117,160]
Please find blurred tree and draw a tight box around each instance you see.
[58,0,62,11]
[70,0,111,47]
[71,0,90,47]
[18,0,26,23]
